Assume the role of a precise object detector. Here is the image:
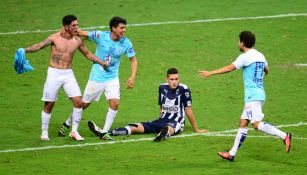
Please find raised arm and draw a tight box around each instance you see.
[77,29,89,38]
[185,107,208,133]
[24,37,52,53]
[126,56,138,89]
[78,41,108,67]
[199,64,236,78]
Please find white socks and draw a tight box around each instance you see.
[65,113,72,127]
[41,111,51,135]
[229,128,248,156]
[102,108,118,133]
[258,122,287,139]
[71,107,83,132]
[125,126,132,135]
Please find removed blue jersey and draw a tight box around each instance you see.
[158,83,192,125]
[232,49,268,103]
[87,31,136,83]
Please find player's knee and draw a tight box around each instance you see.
[109,100,119,110]
[252,122,259,130]
[74,101,82,108]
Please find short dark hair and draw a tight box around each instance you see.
[62,15,77,26]
[239,31,256,48]
[109,16,127,31]
[167,68,179,77]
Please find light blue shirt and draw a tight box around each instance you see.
[232,49,268,103]
[87,31,136,83]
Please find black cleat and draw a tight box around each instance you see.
[154,126,169,142]
[58,123,70,137]
[88,120,103,136]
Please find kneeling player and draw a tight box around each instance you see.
[88,67,208,141]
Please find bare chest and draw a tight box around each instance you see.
[52,37,80,54]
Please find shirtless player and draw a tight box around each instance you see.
[20,15,108,141]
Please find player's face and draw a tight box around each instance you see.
[167,74,179,90]
[66,20,78,36]
[238,39,244,52]
[112,23,126,38]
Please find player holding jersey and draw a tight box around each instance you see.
[58,16,137,140]
[17,15,109,141]
[199,31,292,161]
[88,68,208,142]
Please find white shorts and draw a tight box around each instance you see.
[82,79,120,103]
[41,67,81,102]
[240,101,265,123]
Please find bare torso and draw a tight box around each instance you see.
[49,32,82,69]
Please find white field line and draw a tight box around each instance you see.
[0,13,307,35]
[294,64,307,67]
[0,121,306,154]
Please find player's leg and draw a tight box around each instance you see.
[109,123,145,136]
[62,74,84,141]
[40,101,55,141]
[68,96,84,141]
[99,79,120,140]
[251,101,291,153]
[40,67,61,141]
[218,104,250,161]
[154,120,179,142]
[58,80,100,137]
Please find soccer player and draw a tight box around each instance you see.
[58,16,137,140]
[198,31,292,161]
[88,68,208,141]
[18,15,109,141]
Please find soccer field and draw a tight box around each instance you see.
[0,0,306,174]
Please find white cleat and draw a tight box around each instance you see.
[40,134,50,141]
[69,131,85,141]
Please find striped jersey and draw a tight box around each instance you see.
[158,83,192,124]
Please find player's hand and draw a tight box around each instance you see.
[194,129,209,133]
[102,61,109,69]
[126,76,135,89]
[198,70,211,78]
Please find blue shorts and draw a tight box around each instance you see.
[140,118,183,135]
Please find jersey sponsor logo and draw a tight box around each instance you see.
[162,104,179,113]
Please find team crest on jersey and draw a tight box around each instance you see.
[128,47,134,54]
[91,31,100,39]
[176,89,179,95]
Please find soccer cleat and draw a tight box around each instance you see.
[58,123,70,137]
[217,152,234,161]
[284,133,292,153]
[69,131,84,141]
[154,126,170,142]
[99,132,114,141]
[88,120,103,136]
[40,134,50,141]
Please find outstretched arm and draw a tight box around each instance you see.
[78,41,108,67]
[77,29,89,38]
[126,56,138,89]
[199,64,236,78]
[24,38,52,53]
[185,107,208,133]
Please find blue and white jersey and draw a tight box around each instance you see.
[158,83,192,124]
[232,49,268,103]
[87,31,136,83]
